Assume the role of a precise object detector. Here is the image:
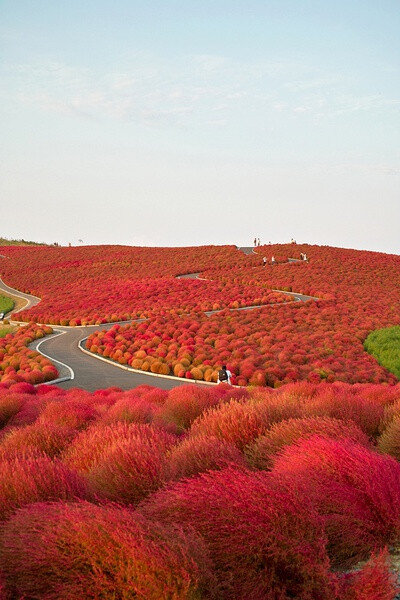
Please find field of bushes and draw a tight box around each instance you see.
[1,243,400,597]
[1,243,400,387]
[0,380,399,598]
[0,323,58,385]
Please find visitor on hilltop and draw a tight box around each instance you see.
[263,256,267,266]
[303,253,307,261]
[300,253,304,260]
[218,365,232,385]
[271,256,276,265]
[254,237,257,246]
[257,238,261,246]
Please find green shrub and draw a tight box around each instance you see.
[0,295,14,316]
[364,326,400,380]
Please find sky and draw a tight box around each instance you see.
[1,1,399,253]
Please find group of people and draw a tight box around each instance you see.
[253,237,261,246]
[262,256,276,266]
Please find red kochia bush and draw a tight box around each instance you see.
[340,549,399,600]
[0,422,77,460]
[0,501,216,600]
[189,393,304,451]
[302,387,385,437]
[270,436,400,567]
[62,423,176,504]
[37,397,98,430]
[156,384,222,432]
[0,455,87,521]
[139,467,336,599]
[0,393,25,429]
[100,394,154,425]
[164,435,246,481]
[245,416,371,471]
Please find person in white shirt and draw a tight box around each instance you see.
[218,365,232,384]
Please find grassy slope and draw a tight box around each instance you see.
[364,325,400,379]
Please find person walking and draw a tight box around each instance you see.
[263,256,267,266]
[254,237,257,246]
[271,256,276,265]
[218,365,232,385]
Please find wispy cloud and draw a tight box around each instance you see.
[1,54,399,128]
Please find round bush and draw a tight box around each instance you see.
[164,435,246,481]
[140,466,335,599]
[188,395,298,451]
[0,422,77,460]
[0,501,216,600]
[339,549,399,600]
[62,422,177,504]
[302,387,385,438]
[100,395,154,425]
[270,436,400,567]
[245,416,371,471]
[157,385,221,432]
[38,398,98,430]
[0,455,88,521]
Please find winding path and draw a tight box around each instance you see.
[0,249,316,391]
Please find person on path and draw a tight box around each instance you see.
[271,256,276,265]
[303,253,307,261]
[263,256,267,266]
[218,365,232,385]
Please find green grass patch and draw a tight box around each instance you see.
[364,325,400,380]
[0,295,14,315]
[0,326,14,338]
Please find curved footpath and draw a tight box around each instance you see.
[0,250,316,391]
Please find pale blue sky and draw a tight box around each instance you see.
[1,1,399,252]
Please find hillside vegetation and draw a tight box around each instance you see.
[365,326,400,379]
[0,296,14,316]
[1,243,400,387]
[0,381,399,598]
[0,237,48,246]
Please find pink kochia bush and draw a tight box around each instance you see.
[139,466,336,599]
[0,455,87,521]
[188,390,305,450]
[164,435,246,481]
[0,421,77,460]
[245,416,371,471]
[155,384,225,432]
[339,549,399,600]
[270,436,400,567]
[0,501,216,600]
[62,422,177,504]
